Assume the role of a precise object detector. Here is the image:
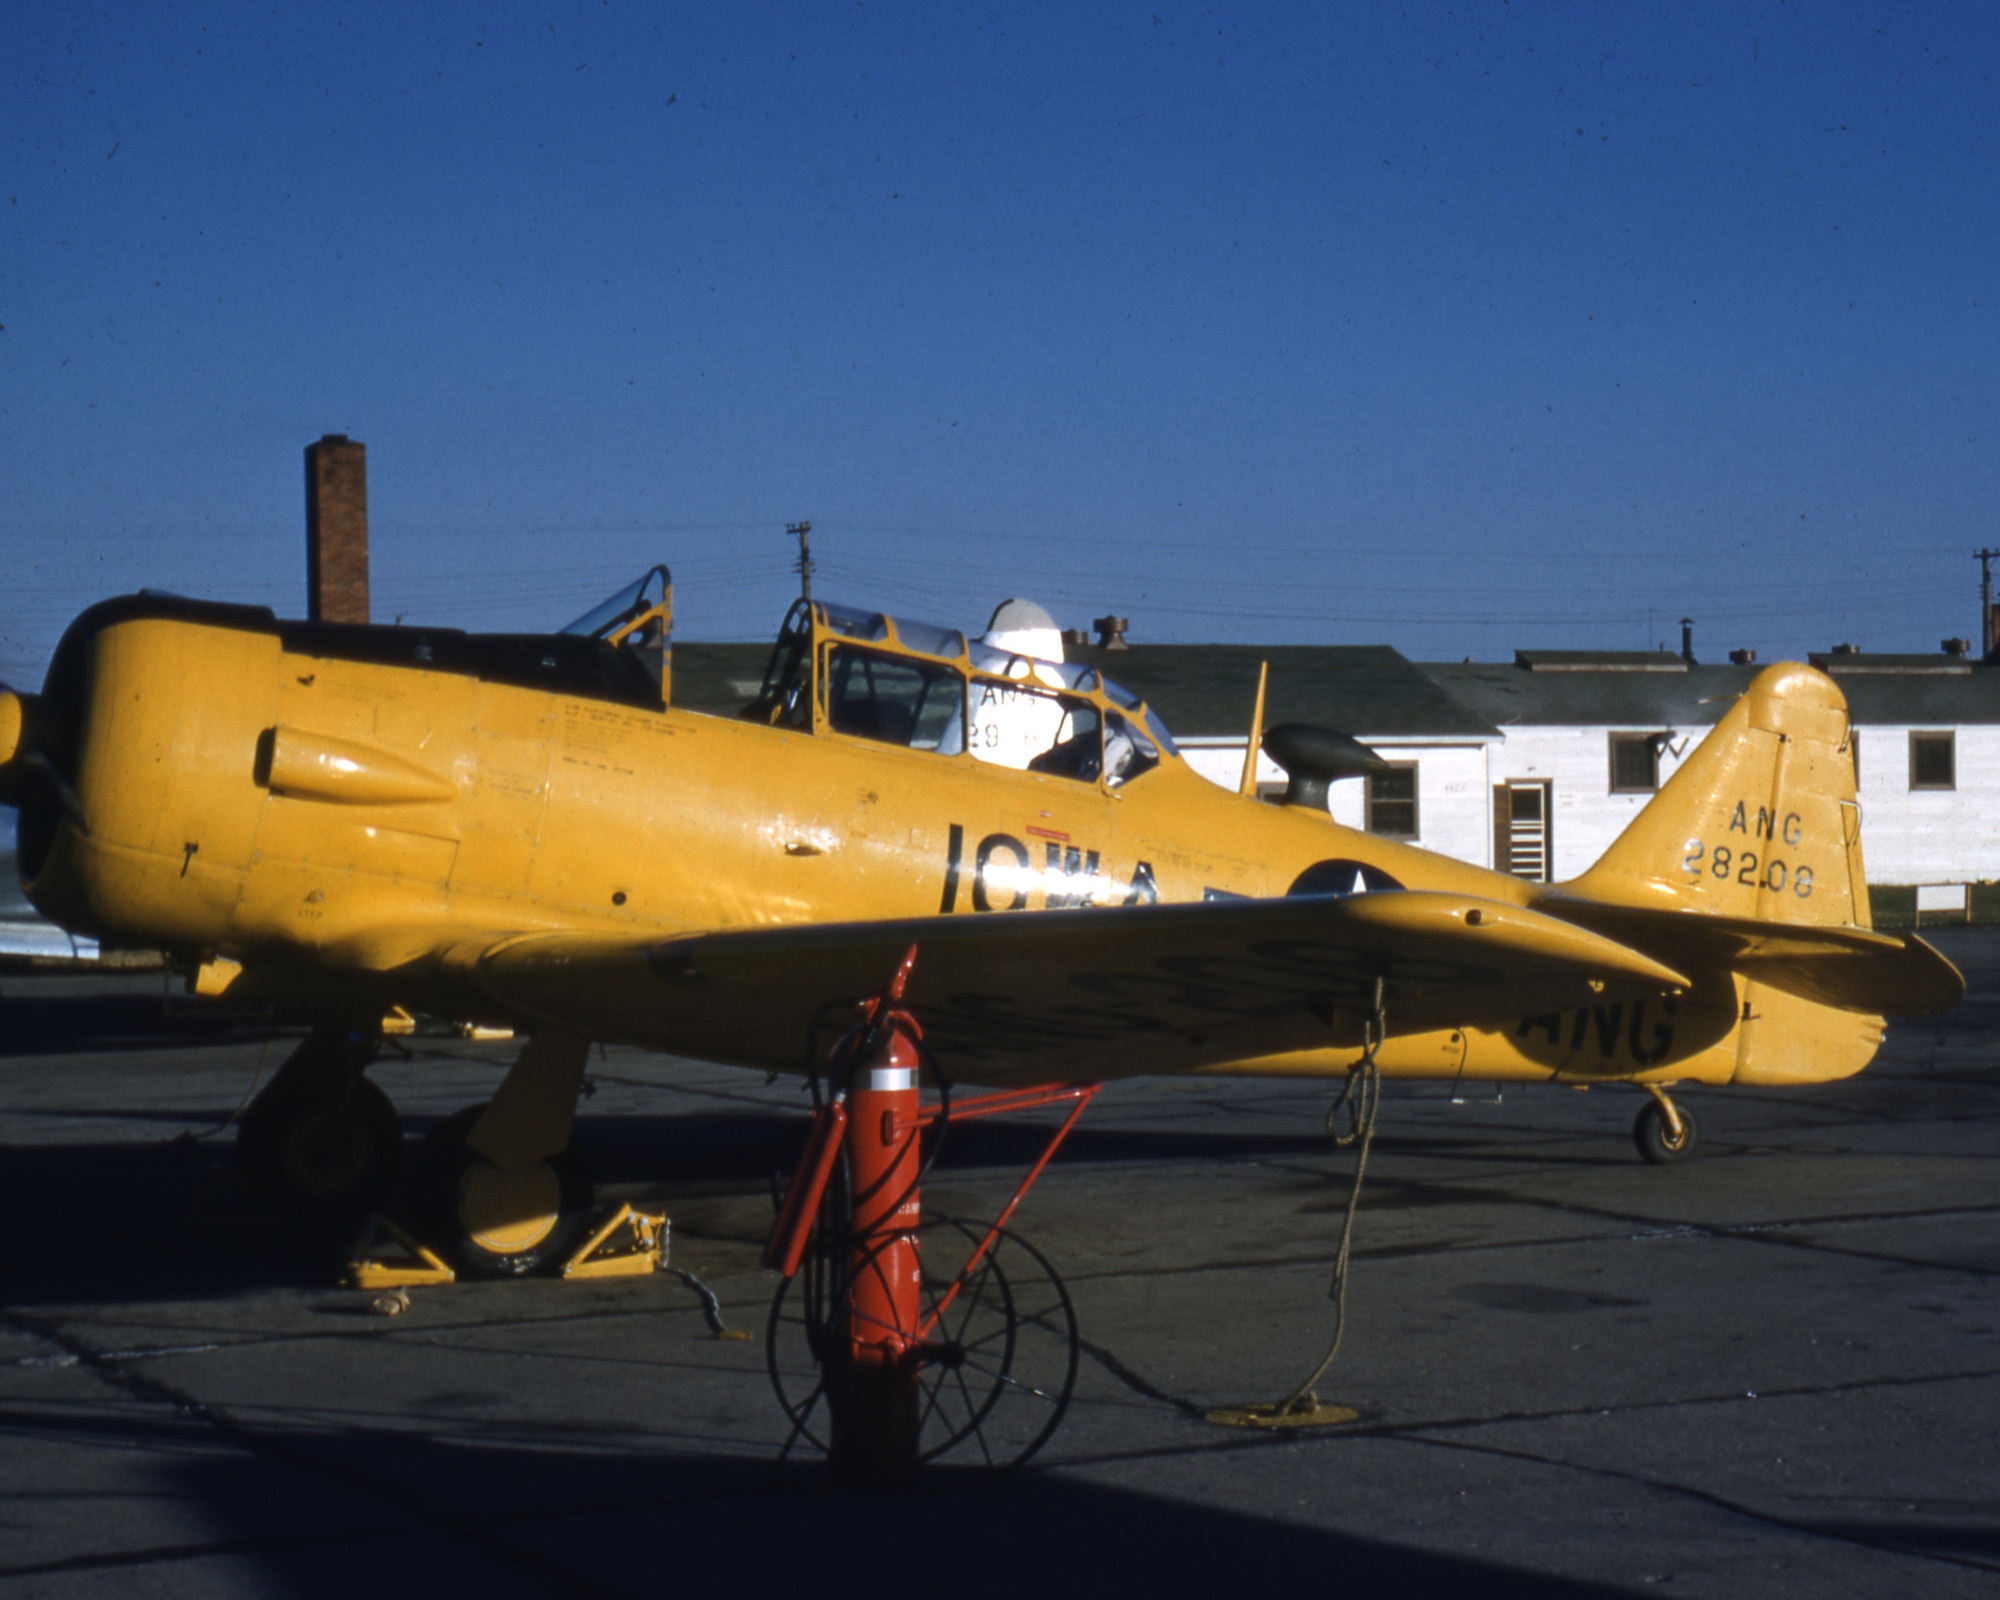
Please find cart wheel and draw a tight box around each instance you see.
[768,1217,1080,1474]
[1633,1100,1699,1165]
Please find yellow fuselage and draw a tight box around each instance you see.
[14,599,1882,1091]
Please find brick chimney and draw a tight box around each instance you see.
[306,434,369,624]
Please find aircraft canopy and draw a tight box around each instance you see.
[747,595,1179,788]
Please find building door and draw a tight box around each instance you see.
[1494,781,1553,880]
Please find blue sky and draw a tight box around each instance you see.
[4,2,1995,684]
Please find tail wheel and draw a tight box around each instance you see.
[238,1076,403,1224]
[408,1106,594,1277]
[768,1217,1080,1475]
[1633,1100,1699,1165]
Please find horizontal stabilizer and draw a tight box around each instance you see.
[1544,897,1963,1016]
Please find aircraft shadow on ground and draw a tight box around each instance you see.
[0,1092,1639,1311]
[0,1399,1635,1598]
[0,1111,1341,1304]
[0,990,312,1057]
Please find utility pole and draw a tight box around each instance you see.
[1978,548,2000,657]
[789,521,813,605]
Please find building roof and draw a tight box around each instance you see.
[1823,670,2000,726]
[1063,643,1501,740]
[1512,649,1691,673]
[1808,652,1972,675]
[1434,655,2000,729]
[1423,660,1760,728]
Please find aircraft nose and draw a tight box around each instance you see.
[0,689,21,754]
[0,689,33,802]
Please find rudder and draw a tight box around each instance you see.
[1566,664,1869,929]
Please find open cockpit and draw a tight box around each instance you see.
[551,568,1182,788]
[738,595,1179,789]
[560,564,672,705]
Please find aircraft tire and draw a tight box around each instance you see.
[236,1075,404,1224]
[408,1106,595,1278]
[1632,1101,1698,1165]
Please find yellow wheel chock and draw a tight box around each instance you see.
[345,1202,670,1290]
[345,1214,457,1289]
[559,1203,670,1280]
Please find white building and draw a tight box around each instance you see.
[1425,650,1752,881]
[1810,651,2000,888]
[1073,642,2000,891]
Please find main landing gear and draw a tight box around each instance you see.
[1632,1084,1698,1165]
[237,1011,606,1274]
[238,1010,652,1283]
[237,1012,403,1225]
[407,1030,598,1277]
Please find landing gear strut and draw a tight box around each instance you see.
[237,1012,402,1223]
[1633,1085,1698,1165]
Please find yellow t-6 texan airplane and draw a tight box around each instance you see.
[0,570,1962,1276]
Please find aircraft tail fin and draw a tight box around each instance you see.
[1565,663,1869,930]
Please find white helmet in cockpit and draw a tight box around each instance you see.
[978,598,1065,669]
[969,599,1071,769]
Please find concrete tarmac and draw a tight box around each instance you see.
[2,932,1997,1598]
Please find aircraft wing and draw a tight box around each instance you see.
[459,891,1689,1085]
[1538,897,1964,1017]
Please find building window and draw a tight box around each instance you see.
[1366,764,1418,838]
[1609,732,1661,794]
[1910,730,1955,791]
[1494,780,1553,880]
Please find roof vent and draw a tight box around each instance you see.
[1830,643,1859,655]
[1942,637,1971,657]
[1092,614,1130,651]
[1261,723,1390,813]
[1729,648,1757,665]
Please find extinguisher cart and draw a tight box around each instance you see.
[763,948,1097,1485]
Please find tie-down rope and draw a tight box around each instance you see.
[1277,976,1386,1416]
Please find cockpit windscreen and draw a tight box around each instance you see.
[562,567,670,640]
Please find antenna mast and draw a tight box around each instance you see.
[1978,548,2000,657]
[789,521,813,604]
